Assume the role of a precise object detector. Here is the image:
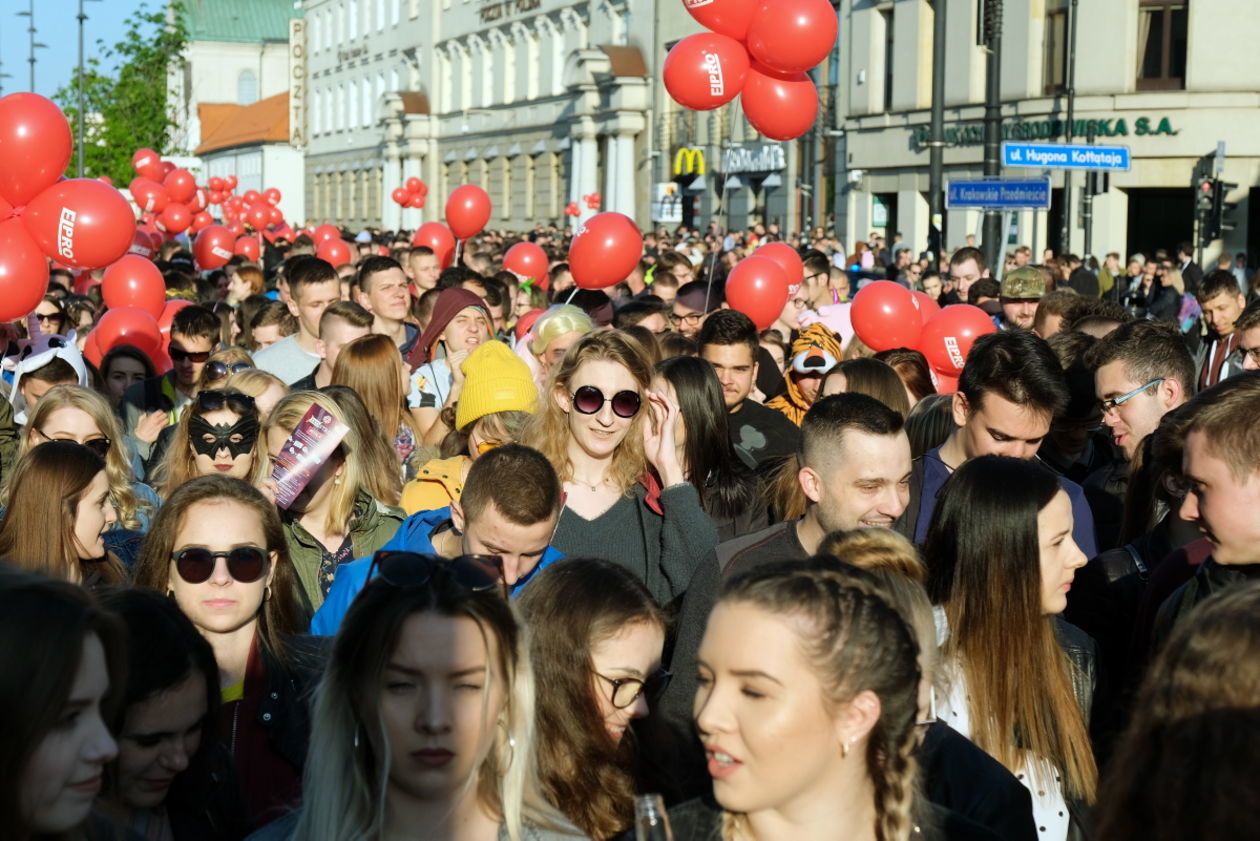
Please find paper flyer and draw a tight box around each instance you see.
[270,404,350,510]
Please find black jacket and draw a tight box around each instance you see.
[918,722,1038,841]
[259,634,329,770]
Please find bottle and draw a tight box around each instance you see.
[635,793,675,841]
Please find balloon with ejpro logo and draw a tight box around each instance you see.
[663,32,750,111]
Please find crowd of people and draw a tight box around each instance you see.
[4,218,1259,841]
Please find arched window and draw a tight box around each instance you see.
[237,69,258,105]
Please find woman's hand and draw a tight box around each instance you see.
[642,389,686,488]
[135,410,169,444]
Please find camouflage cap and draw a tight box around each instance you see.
[1001,265,1046,300]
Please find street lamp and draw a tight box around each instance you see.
[77,0,104,177]
[15,1,48,92]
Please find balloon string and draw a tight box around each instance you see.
[565,286,579,306]
[455,238,464,266]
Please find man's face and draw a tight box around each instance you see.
[1014,250,1032,267]
[802,269,830,308]
[701,343,758,410]
[359,267,411,323]
[168,332,214,389]
[1180,429,1260,565]
[318,318,372,372]
[670,301,707,338]
[1142,261,1158,281]
[1201,290,1246,336]
[1095,360,1171,459]
[409,253,441,290]
[895,250,911,269]
[20,375,73,411]
[1001,298,1039,330]
[903,264,923,288]
[456,501,556,587]
[801,430,912,530]
[1238,325,1260,371]
[922,275,942,299]
[953,391,1051,461]
[287,279,341,340]
[950,258,985,298]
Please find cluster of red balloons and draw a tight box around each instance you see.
[392,178,428,208]
[218,188,285,238]
[583,193,602,211]
[0,93,137,320]
[564,202,581,217]
[666,0,836,140]
[851,281,997,391]
[129,151,215,237]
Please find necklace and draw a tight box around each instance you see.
[568,474,610,492]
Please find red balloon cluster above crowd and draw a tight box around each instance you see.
[665,0,836,140]
[392,177,429,208]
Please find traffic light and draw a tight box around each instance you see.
[1214,180,1240,236]
[1197,176,1218,247]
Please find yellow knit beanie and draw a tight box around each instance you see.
[455,340,538,430]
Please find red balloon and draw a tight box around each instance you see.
[0,93,73,207]
[264,187,282,205]
[102,255,166,319]
[746,0,838,74]
[911,290,941,325]
[94,306,162,358]
[159,161,175,179]
[406,192,425,209]
[208,191,224,205]
[851,281,921,352]
[127,227,155,259]
[247,204,270,230]
[224,175,238,191]
[725,256,790,330]
[317,239,351,266]
[682,0,758,40]
[187,188,208,214]
[411,222,456,268]
[664,32,750,111]
[156,203,192,235]
[445,185,492,240]
[83,330,104,368]
[267,205,283,225]
[189,211,214,234]
[243,189,262,205]
[193,225,236,270]
[740,63,819,141]
[227,219,246,237]
[406,177,422,193]
[158,299,193,336]
[503,242,548,285]
[0,219,51,321]
[163,169,196,204]
[234,236,260,262]
[917,305,997,375]
[568,212,643,290]
[208,176,225,192]
[22,179,136,270]
[392,187,409,206]
[0,194,11,220]
[314,223,341,244]
[129,178,169,214]
[755,242,804,292]
[934,372,959,394]
[132,148,164,182]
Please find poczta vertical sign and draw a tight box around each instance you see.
[289,19,307,147]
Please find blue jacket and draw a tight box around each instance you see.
[309,506,563,635]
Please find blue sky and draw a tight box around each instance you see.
[0,0,144,99]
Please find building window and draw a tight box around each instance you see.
[391,0,400,25]
[1137,0,1187,90]
[238,70,258,105]
[1043,0,1067,94]
[348,0,359,39]
[880,9,894,112]
[500,158,512,220]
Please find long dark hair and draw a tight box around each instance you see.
[517,559,667,839]
[98,588,223,816]
[922,455,1097,801]
[655,356,759,521]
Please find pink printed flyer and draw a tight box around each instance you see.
[270,404,349,510]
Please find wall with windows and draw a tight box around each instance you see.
[170,40,292,155]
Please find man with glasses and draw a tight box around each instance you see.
[118,304,220,465]
[311,444,565,635]
[1233,299,1260,372]
[669,281,722,339]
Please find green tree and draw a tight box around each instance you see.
[54,3,187,185]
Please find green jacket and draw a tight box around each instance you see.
[281,489,405,615]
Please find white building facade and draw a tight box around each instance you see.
[837,0,1260,264]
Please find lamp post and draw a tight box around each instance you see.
[15,0,47,92]
[77,0,103,177]
[980,0,1004,276]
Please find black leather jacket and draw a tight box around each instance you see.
[258,634,329,770]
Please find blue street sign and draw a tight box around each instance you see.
[1002,142,1131,171]
[945,178,1052,210]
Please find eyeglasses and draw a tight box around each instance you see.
[594,668,673,709]
[170,347,213,363]
[367,550,507,598]
[571,385,642,419]
[172,545,269,584]
[196,390,256,414]
[475,440,502,455]
[1241,346,1260,366]
[36,312,65,324]
[35,428,111,458]
[204,360,253,383]
[669,311,705,327]
[1099,378,1164,415]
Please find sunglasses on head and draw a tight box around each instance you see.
[368,551,507,598]
[204,360,253,382]
[34,428,110,458]
[170,347,213,363]
[571,385,641,419]
[196,389,256,415]
[172,545,269,584]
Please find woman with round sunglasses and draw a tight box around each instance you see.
[517,558,669,840]
[0,568,125,841]
[524,330,718,606]
[0,440,121,587]
[263,390,405,615]
[98,588,252,841]
[152,389,268,497]
[133,475,317,830]
[246,551,583,841]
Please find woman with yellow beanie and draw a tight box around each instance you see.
[400,340,538,514]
